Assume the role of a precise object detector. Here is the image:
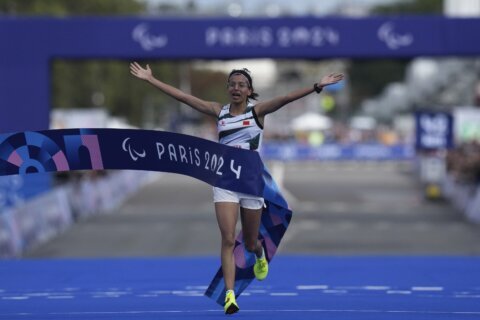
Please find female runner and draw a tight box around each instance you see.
[130,62,343,314]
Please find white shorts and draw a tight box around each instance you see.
[213,187,264,210]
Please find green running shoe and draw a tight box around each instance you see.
[224,290,239,315]
[254,256,269,281]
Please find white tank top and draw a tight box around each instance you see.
[217,103,263,151]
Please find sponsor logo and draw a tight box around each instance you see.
[132,23,168,51]
[378,22,413,50]
[418,113,450,149]
[122,137,146,161]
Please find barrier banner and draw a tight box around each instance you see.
[262,142,414,161]
[0,128,292,304]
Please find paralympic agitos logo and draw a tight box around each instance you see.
[377,22,413,50]
[132,23,168,51]
[122,137,146,161]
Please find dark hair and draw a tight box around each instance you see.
[228,68,259,101]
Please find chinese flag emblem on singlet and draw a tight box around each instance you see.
[243,120,250,126]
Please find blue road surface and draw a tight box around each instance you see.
[1,256,480,319]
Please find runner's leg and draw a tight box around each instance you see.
[215,202,240,290]
[240,207,263,257]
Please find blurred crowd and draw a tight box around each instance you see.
[446,141,480,185]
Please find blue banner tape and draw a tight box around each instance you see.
[0,128,265,196]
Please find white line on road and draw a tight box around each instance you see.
[411,287,444,291]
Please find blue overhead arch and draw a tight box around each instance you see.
[1,16,480,133]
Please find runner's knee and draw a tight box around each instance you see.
[221,235,236,249]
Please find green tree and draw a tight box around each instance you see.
[348,59,410,110]
[0,0,145,15]
[52,60,181,128]
[372,0,443,15]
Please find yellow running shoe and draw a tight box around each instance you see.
[254,256,269,281]
[224,290,239,315]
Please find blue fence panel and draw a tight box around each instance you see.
[261,143,414,161]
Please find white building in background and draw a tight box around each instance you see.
[51,109,135,130]
[444,0,480,17]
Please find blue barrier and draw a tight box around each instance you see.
[0,175,51,211]
[261,143,414,161]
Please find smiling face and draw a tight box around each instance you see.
[227,74,252,105]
